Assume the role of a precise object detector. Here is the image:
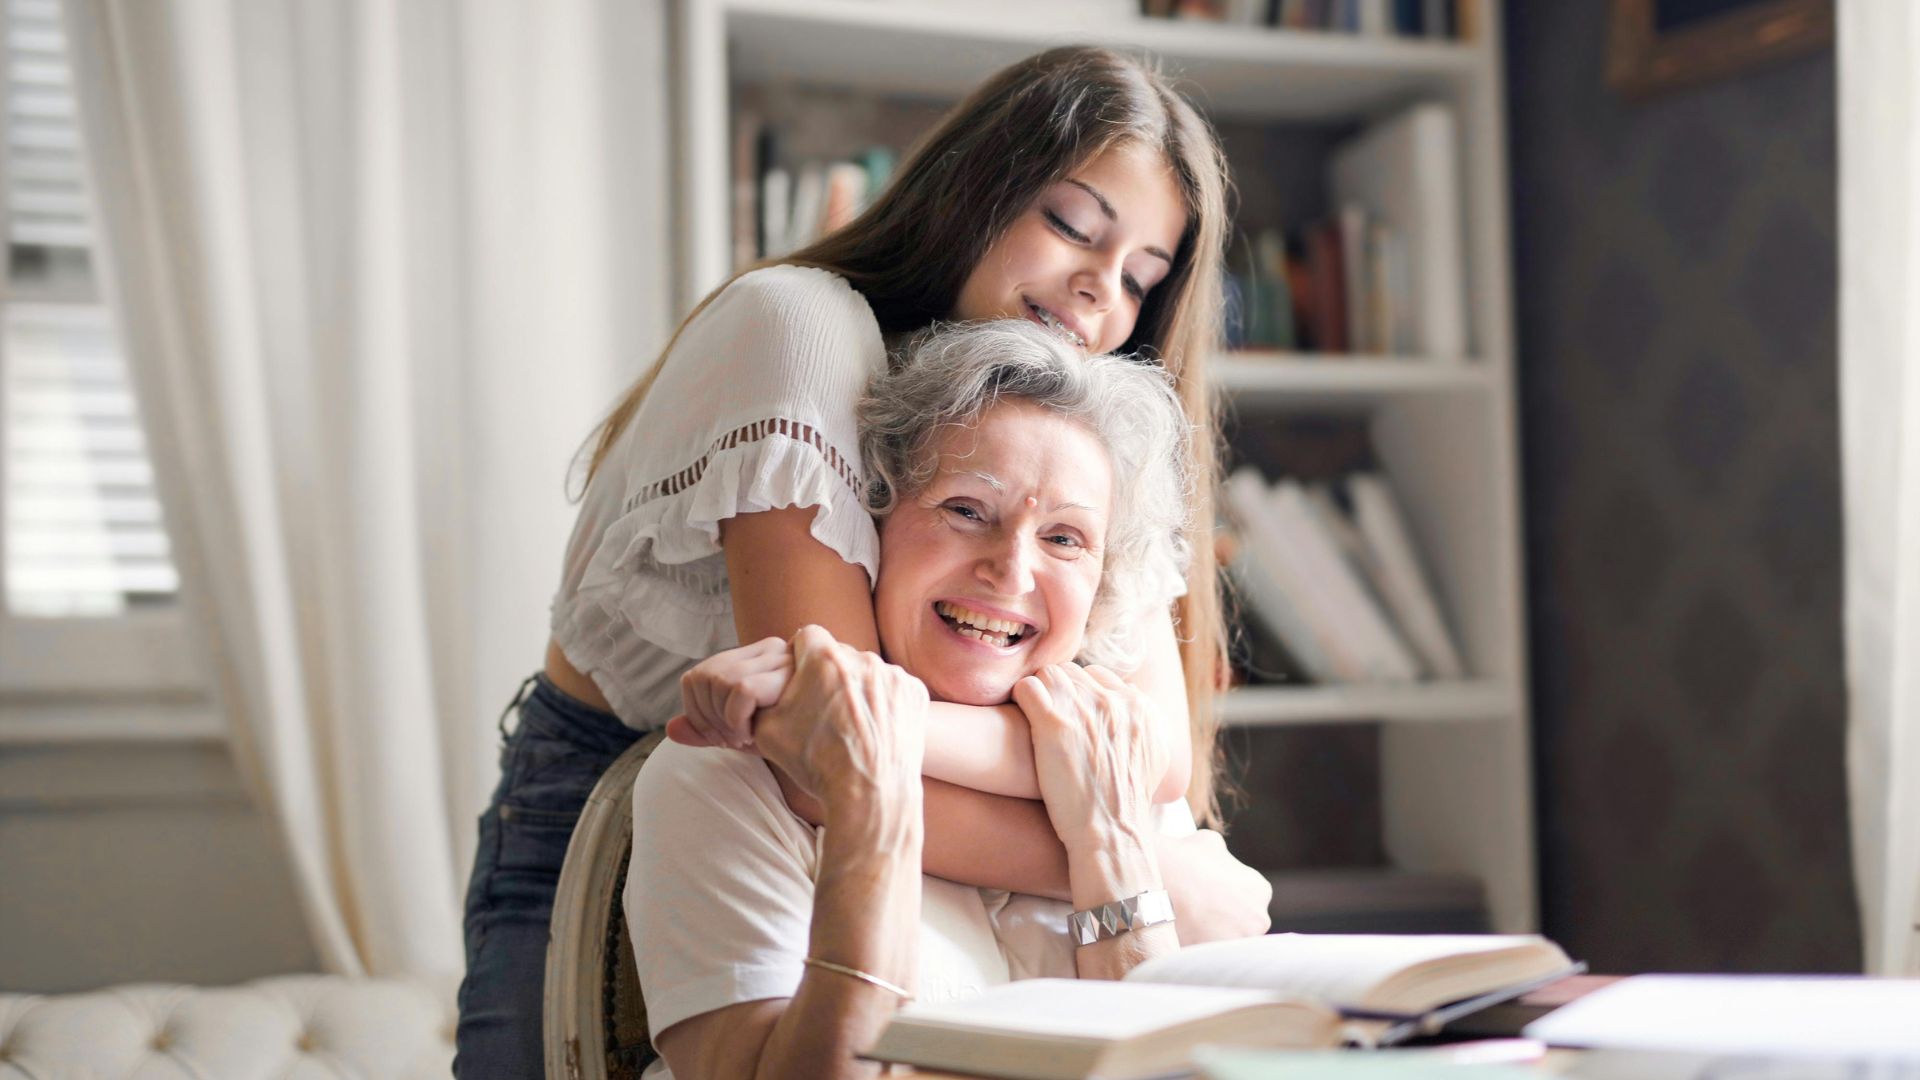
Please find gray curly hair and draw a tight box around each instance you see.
[858,320,1194,671]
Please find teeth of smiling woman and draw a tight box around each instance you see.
[956,626,1008,646]
[1031,304,1087,349]
[936,601,1028,646]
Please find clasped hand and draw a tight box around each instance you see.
[670,627,926,811]
[668,641,1164,842]
[668,635,1269,941]
[1012,663,1167,854]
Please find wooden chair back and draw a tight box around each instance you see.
[544,731,667,1080]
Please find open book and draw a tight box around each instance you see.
[866,933,1579,1080]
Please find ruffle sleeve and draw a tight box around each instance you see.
[558,266,886,667]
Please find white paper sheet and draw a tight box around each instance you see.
[1524,976,1920,1059]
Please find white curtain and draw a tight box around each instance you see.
[66,0,671,976]
[1839,0,1920,977]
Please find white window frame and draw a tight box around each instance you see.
[0,0,214,742]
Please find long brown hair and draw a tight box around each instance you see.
[585,46,1232,823]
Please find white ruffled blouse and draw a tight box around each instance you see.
[551,265,885,728]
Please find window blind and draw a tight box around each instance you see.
[2,0,177,616]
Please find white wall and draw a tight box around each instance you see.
[0,739,318,993]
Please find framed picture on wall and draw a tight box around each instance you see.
[1607,0,1832,99]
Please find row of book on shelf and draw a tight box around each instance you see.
[1142,0,1480,40]
[1227,215,1416,354]
[879,0,1479,40]
[1228,102,1468,359]
[737,101,1468,362]
[1223,466,1463,685]
[733,122,898,266]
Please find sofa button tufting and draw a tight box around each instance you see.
[2,976,456,1074]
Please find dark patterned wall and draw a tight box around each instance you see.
[1506,2,1859,972]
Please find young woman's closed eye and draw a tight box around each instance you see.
[1041,185,1171,304]
[951,141,1187,356]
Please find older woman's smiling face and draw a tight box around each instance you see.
[873,399,1112,707]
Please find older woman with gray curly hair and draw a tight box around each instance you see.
[626,320,1266,1080]
[858,319,1194,679]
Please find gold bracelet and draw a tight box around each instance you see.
[802,956,915,1002]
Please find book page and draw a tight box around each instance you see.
[887,978,1286,1041]
[1125,934,1549,1007]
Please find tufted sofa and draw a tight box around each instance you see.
[0,974,456,1079]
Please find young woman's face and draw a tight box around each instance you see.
[952,142,1188,356]
[872,399,1112,707]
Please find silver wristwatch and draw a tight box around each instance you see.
[1069,888,1175,946]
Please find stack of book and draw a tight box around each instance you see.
[1222,466,1464,686]
[1142,0,1479,41]
[1226,102,1467,361]
[732,121,897,267]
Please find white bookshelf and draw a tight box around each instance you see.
[674,0,1498,306]
[674,0,1536,934]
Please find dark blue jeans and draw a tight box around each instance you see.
[453,673,642,1079]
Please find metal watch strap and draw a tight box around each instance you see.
[1069,888,1175,946]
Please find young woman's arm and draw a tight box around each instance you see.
[719,507,1264,936]
[722,505,1077,881]
[918,605,1190,803]
[722,506,1191,804]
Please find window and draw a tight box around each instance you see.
[0,0,203,714]
[2,0,176,617]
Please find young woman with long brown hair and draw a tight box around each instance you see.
[453,45,1265,1079]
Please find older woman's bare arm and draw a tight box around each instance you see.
[656,779,922,1080]
[657,628,925,1080]
[655,838,920,1079]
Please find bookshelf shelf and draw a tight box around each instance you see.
[724,0,1482,121]
[1215,353,1490,407]
[1219,680,1516,727]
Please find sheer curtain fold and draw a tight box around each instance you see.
[67,0,670,976]
[1839,0,1920,978]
